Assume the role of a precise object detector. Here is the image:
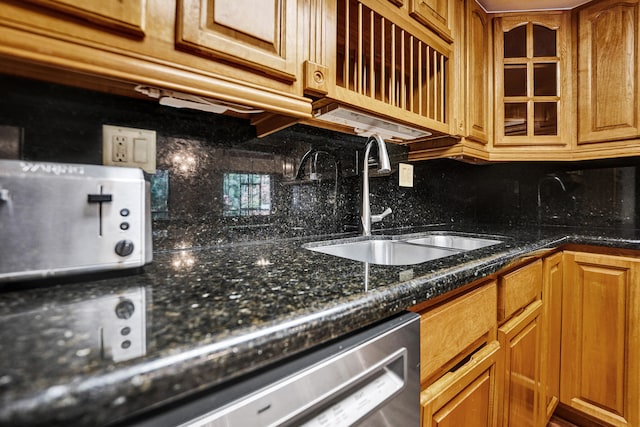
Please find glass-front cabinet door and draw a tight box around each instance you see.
[494,13,571,148]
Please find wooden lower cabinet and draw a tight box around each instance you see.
[560,251,640,427]
[418,282,498,386]
[421,341,500,427]
[417,281,498,426]
[498,300,543,427]
[540,252,563,423]
[417,248,640,427]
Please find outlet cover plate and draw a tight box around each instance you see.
[102,125,156,173]
[399,163,413,187]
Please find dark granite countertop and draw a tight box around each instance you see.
[1,224,639,427]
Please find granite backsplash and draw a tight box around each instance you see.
[1,74,639,251]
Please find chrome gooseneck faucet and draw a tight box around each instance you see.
[361,134,392,236]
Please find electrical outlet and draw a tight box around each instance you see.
[103,125,156,173]
[398,163,413,187]
[112,135,128,162]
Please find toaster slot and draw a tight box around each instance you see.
[87,184,114,237]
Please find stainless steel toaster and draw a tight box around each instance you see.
[0,160,152,282]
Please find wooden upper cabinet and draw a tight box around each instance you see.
[21,0,146,37]
[176,0,298,83]
[410,0,454,42]
[577,0,640,144]
[494,13,571,148]
[465,0,491,144]
[315,0,453,140]
[561,251,640,427]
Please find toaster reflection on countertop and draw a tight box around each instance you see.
[0,286,148,367]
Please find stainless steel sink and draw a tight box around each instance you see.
[305,233,503,266]
[403,235,502,251]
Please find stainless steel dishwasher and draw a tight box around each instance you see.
[130,311,420,427]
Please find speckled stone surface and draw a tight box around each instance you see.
[2,73,640,427]
[1,224,639,427]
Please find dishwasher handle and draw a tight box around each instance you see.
[180,347,409,427]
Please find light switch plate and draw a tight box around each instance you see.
[102,125,156,173]
[399,163,413,187]
[0,125,22,159]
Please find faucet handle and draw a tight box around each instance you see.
[371,207,392,224]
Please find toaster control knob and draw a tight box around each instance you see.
[115,299,135,319]
[115,239,135,257]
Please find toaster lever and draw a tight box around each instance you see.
[0,188,8,203]
[88,194,113,203]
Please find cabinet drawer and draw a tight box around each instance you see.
[420,281,497,385]
[421,340,500,427]
[498,259,542,322]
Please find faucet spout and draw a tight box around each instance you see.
[361,135,392,236]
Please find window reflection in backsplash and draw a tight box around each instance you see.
[149,131,371,249]
[222,173,272,217]
[0,74,639,253]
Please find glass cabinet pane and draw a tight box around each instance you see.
[534,102,557,135]
[504,103,527,135]
[504,64,527,96]
[533,25,556,57]
[504,25,526,58]
[534,63,557,96]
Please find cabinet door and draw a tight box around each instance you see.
[21,0,145,37]
[410,0,454,42]
[494,13,571,147]
[540,252,562,424]
[561,251,640,426]
[421,341,500,427]
[577,0,640,144]
[465,0,491,143]
[176,0,297,83]
[498,300,543,427]
[419,282,497,386]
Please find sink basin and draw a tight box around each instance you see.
[305,233,503,266]
[404,235,502,251]
[307,239,460,265]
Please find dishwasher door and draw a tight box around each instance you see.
[130,312,420,427]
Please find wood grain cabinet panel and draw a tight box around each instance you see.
[561,251,640,427]
[176,0,298,82]
[577,0,640,144]
[498,259,542,322]
[410,0,454,42]
[465,0,491,143]
[498,300,543,427]
[22,0,146,37]
[421,341,500,427]
[539,252,562,424]
[493,12,571,148]
[419,281,497,386]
